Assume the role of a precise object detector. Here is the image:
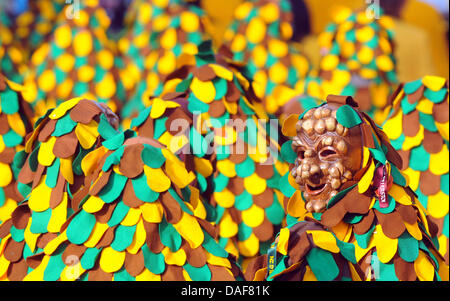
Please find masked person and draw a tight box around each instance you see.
[245,94,448,281]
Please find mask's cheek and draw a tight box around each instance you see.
[344,127,364,174]
[307,160,346,212]
[341,149,362,179]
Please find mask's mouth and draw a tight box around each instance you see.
[305,182,326,195]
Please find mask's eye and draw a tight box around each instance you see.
[297,150,305,160]
[319,147,337,159]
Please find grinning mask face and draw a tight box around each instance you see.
[292,102,363,213]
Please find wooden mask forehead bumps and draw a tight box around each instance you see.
[254,94,448,281]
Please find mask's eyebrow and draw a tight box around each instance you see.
[295,131,318,146]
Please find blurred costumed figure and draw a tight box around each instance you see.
[0,97,120,280]
[117,0,209,125]
[130,41,289,270]
[383,75,449,264]
[21,0,123,120]
[222,0,311,118]
[0,73,34,227]
[0,0,66,81]
[301,7,398,125]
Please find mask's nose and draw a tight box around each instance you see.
[308,166,322,185]
[296,149,322,184]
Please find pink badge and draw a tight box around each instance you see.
[374,165,389,208]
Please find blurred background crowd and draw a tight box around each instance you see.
[2,0,448,82]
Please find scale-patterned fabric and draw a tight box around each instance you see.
[383,75,449,264]
[222,0,310,116]
[0,73,35,226]
[117,0,208,121]
[0,0,65,81]
[130,41,289,268]
[303,7,398,125]
[21,0,122,119]
[0,97,119,280]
